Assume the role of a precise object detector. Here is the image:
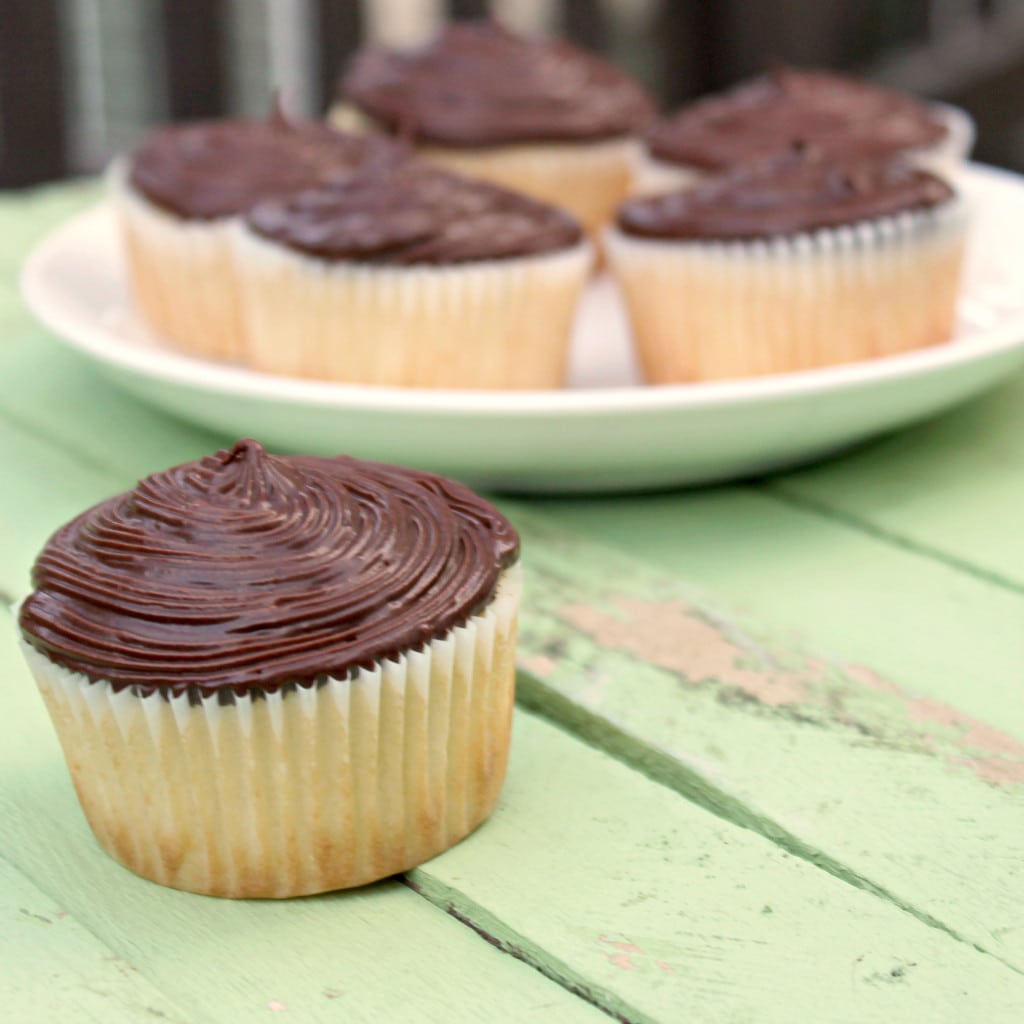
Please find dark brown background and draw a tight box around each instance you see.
[2,0,1022,189]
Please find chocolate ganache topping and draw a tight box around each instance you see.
[647,67,948,171]
[246,163,582,263]
[342,20,655,147]
[129,111,406,220]
[19,441,519,696]
[617,148,955,242]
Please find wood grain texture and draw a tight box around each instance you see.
[1,858,192,1024]
[412,711,1024,1024]
[504,508,1024,971]
[523,490,1024,743]
[0,609,606,1024]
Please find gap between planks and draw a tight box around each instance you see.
[762,480,1024,600]
[401,874,644,1024]
[513,669,1024,980]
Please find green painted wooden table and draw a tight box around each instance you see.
[2,184,1023,1023]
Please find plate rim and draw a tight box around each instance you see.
[20,162,1024,421]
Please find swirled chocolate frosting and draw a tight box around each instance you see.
[246,163,582,263]
[617,148,955,241]
[342,20,655,146]
[128,111,407,220]
[647,67,949,170]
[19,441,519,696]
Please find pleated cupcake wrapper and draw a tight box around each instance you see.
[108,161,246,361]
[605,196,969,382]
[630,103,976,198]
[22,564,522,899]
[329,101,638,236]
[235,226,592,388]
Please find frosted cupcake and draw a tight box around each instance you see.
[334,20,655,236]
[636,67,974,196]
[607,148,968,382]
[236,163,592,388]
[18,440,521,898]
[116,111,405,360]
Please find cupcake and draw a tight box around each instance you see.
[115,110,406,360]
[18,440,521,898]
[636,67,975,196]
[607,148,968,382]
[236,162,592,388]
[334,20,655,236]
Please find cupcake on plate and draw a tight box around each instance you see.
[115,109,406,360]
[636,67,974,196]
[236,162,592,389]
[334,19,655,236]
[18,440,521,898]
[607,146,968,382]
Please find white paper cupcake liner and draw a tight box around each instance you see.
[21,564,522,898]
[605,196,969,382]
[109,161,246,361]
[630,102,977,197]
[235,226,592,388]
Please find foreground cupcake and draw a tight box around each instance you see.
[237,163,591,388]
[637,67,974,196]
[116,110,405,360]
[335,20,655,235]
[607,148,968,382]
[18,440,521,898]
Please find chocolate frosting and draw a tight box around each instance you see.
[246,163,582,263]
[129,112,406,220]
[647,67,948,170]
[617,148,955,241]
[19,441,520,696]
[342,20,655,146]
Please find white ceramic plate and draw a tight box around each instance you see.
[21,164,1024,493]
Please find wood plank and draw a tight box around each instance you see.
[768,370,1024,593]
[0,609,606,1024]
[448,0,489,20]
[0,418,127,600]
[313,0,363,113]
[501,509,1024,972]
[0,184,101,330]
[159,0,228,120]
[521,490,1024,744]
[0,856,193,1024]
[412,710,1024,1024]
[0,340,221,485]
[562,0,609,52]
[0,0,67,186]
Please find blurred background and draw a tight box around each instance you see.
[2,0,1024,189]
